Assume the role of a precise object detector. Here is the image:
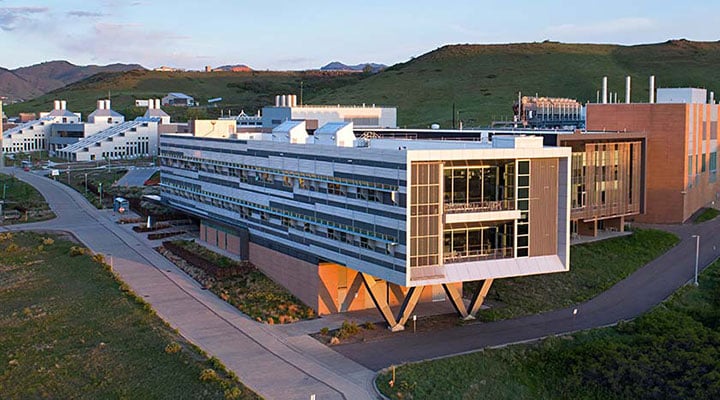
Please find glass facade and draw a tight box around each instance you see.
[443,160,515,213]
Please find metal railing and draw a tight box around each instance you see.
[444,199,514,214]
[443,247,514,264]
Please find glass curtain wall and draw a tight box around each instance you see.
[443,222,514,263]
[444,161,515,212]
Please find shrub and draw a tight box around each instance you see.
[336,320,360,339]
[6,243,20,253]
[224,386,242,400]
[42,237,54,245]
[165,342,182,354]
[362,322,376,330]
[320,327,330,336]
[69,246,88,257]
[199,368,219,382]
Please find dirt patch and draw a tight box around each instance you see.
[313,313,479,345]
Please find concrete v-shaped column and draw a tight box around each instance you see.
[467,279,494,317]
[360,273,423,332]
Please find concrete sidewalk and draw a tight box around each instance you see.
[2,168,377,400]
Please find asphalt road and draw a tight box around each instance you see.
[334,222,718,370]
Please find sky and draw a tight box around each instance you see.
[0,0,719,71]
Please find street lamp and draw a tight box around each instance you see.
[692,235,700,286]
[98,182,103,209]
[84,173,88,194]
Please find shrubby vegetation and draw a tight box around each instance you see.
[379,260,720,399]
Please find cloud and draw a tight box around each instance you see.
[0,6,48,31]
[59,22,204,68]
[67,11,106,18]
[544,17,656,41]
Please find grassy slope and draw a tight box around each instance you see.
[0,172,55,221]
[0,232,258,399]
[5,69,365,121]
[6,40,720,127]
[476,229,679,322]
[378,258,720,400]
[315,40,720,127]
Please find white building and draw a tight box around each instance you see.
[57,118,160,162]
[261,94,397,130]
[2,100,80,154]
[162,92,195,107]
[144,99,171,124]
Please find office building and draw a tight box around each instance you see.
[159,123,571,330]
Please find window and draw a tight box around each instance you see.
[328,183,346,196]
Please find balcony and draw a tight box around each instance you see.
[444,200,514,214]
[443,200,520,224]
[443,247,514,264]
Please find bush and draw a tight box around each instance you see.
[199,368,219,382]
[336,320,360,339]
[165,342,182,354]
[320,327,330,336]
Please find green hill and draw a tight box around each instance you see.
[6,40,720,127]
[4,69,365,121]
[313,39,720,127]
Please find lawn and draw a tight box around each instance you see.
[378,258,720,400]
[0,172,55,223]
[694,207,719,224]
[472,229,679,321]
[0,232,259,399]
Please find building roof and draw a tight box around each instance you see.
[3,117,53,139]
[59,118,158,153]
[144,108,170,119]
[88,109,124,118]
[166,92,193,99]
[46,109,78,118]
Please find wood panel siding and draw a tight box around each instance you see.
[529,158,558,256]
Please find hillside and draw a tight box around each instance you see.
[312,39,720,127]
[3,69,366,121]
[1,60,144,101]
[5,40,720,127]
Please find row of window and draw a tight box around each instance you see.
[161,180,398,245]
[159,150,399,191]
[161,155,398,206]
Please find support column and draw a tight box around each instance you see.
[468,279,494,317]
[360,273,399,330]
[361,273,428,332]
[395,287,422,327]
[442,283,470,319]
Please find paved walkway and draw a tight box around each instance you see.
[1,168,376,400]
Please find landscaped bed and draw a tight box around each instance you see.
[376,258,720,400]
[0,173,55,224]
[0,232,258,399]
[158,240,315,324]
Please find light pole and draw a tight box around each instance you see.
[692,235,700,286]
[84,173,88,194]
[98,182,103,209]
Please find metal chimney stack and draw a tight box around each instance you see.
[649,75,655,103]
[710,91,715,104]
[625,76,631,103]
[602,76,608,104]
